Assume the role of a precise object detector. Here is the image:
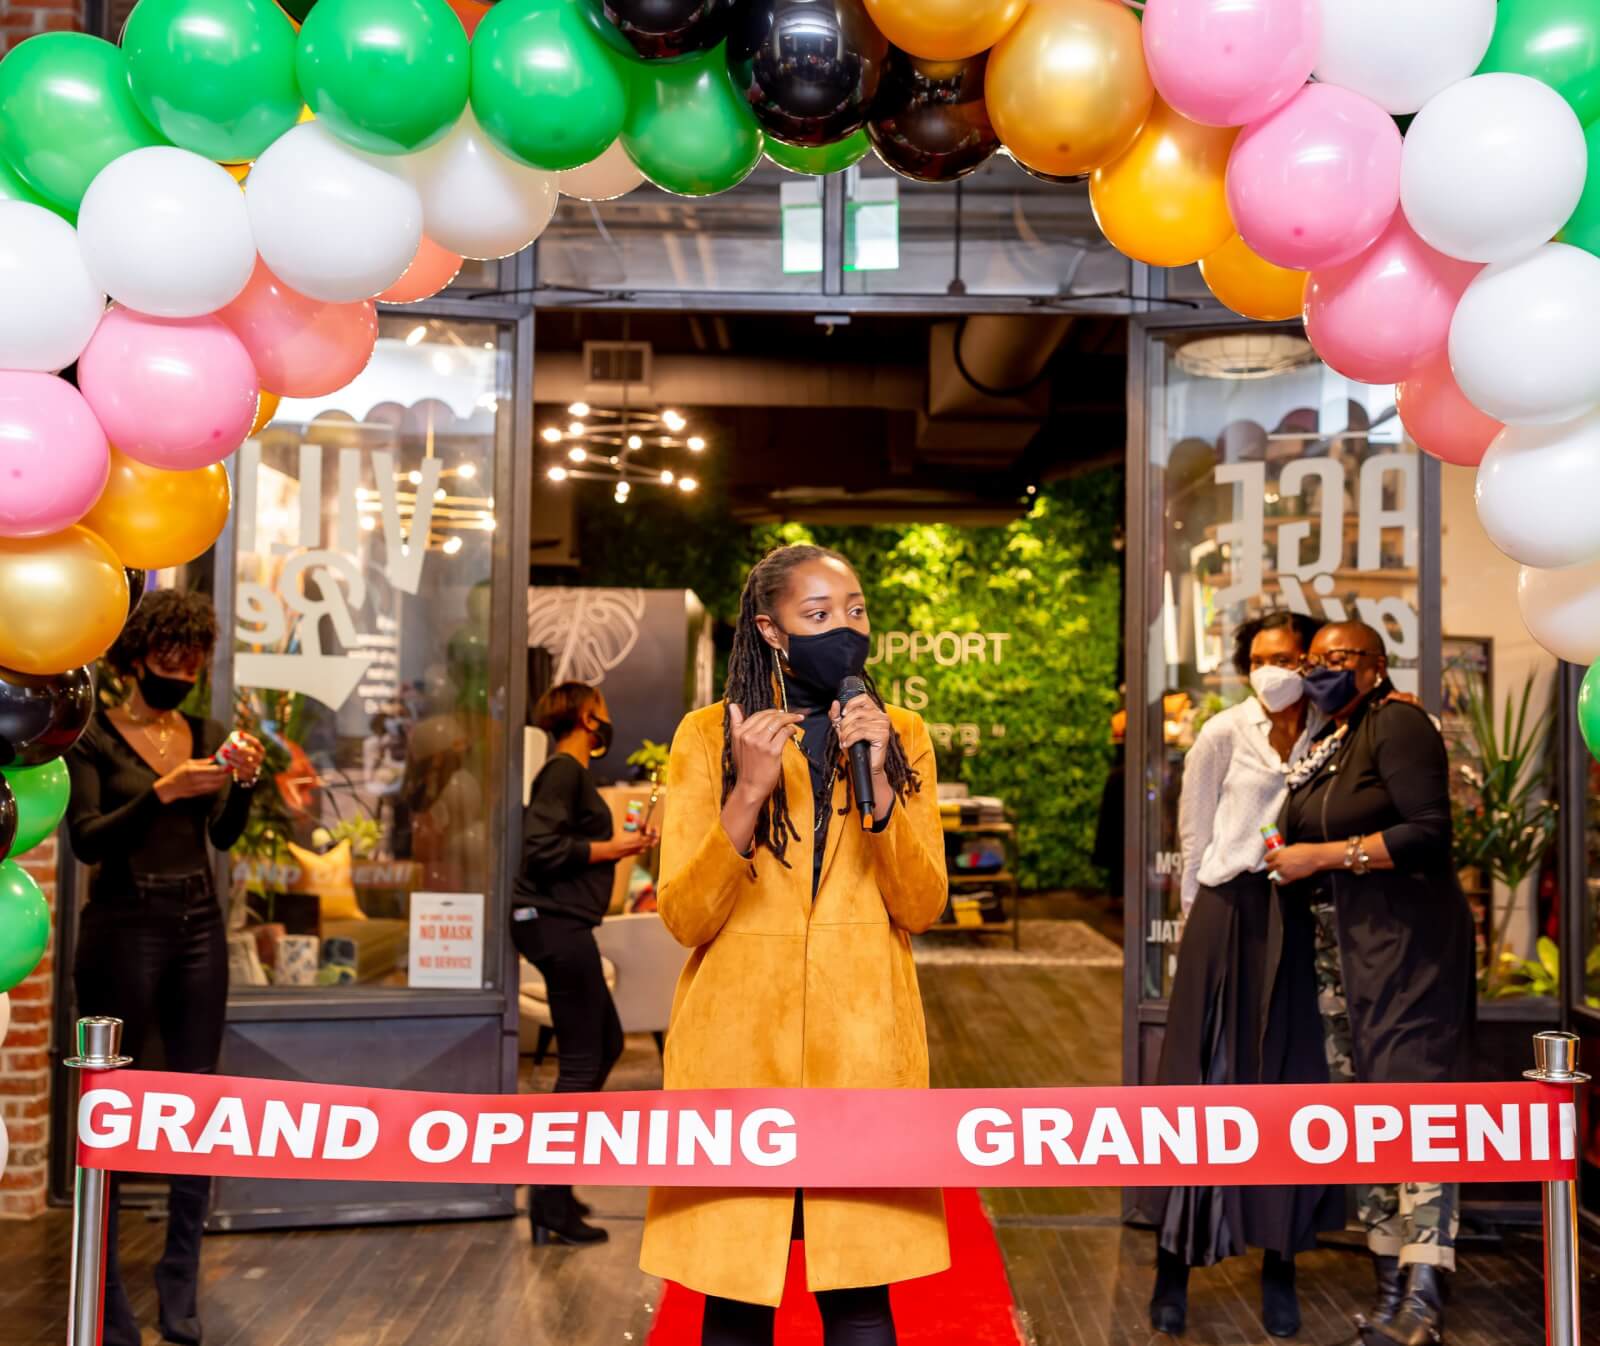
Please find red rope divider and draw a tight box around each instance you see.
[76,1070,1576,1189]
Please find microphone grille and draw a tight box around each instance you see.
[837,675,868,703]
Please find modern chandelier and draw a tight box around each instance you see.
[541,402,706,505]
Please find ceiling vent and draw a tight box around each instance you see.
[583,340,653,392]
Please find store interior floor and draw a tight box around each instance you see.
[2,932,1595,1346]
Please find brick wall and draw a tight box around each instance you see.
[0,0,83,45]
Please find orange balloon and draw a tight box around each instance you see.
[863,0,1025,60]
[377,236,464,304]
[1090,99,1237,268]
[250,390,280,436]
[988,0,1153,179]
[82,448,232,572]
[0,526,128,675]
[1199,232,1309,322]
[223,161,250,183]
[445,0,491,37]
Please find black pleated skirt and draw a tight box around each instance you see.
[1137,871,1343,1264]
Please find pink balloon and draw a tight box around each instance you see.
[377,236,464,305]
[1304,216,1480,385]
[1142,0,1318,128]
[0,373,110,538]
[1226,84,1402,271]
[78,308,258,471]
[217,259,379,399]
[1397,350,1504,467]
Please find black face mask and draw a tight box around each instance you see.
[590,717,614,759]
[782,626,870,702]
[1303,667,1359,715]
[138,669,195,712]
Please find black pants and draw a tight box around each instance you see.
[512,910,623,1220]
[75,891,227,1346]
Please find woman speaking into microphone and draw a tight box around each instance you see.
[639,543,950,1346]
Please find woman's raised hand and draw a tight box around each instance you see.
[727,704,803,804]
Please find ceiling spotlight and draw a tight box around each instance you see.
[359,515,377,532]
[541,427,563,443]
[662,409,686,432]
[627,434,643,450]
[678,476,698,493]
[457,462,477,480]
[547,466,568,482]
[407,469,423,485]
[616,480,631,496]
[567,420,585,437]
[568,401,591,417]
[660,469,675,485]
[687,435,706,452]
[434,487,446,501]
[404,324,427,346]
[442,535,463,555]
[482,341,494,351]
[567,446,586,464]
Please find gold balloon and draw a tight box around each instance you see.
[1199,232,1308,322]
[863,0,1026,60]
[0,527,129,676]
[82,448,232,572]
[1090,98,1236,267]
[250,389,280,435]
[223,161,250,184]
[987,0,1153,179]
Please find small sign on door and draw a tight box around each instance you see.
[408,891,485,989]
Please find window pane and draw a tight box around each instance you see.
[1139,327,1422,1001]
[228,316,510,993]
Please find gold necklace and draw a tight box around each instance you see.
[127,708,179,757]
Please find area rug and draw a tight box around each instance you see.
[644,1188,1023,1346]
[910,919,1123,969]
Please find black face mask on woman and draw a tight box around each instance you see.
[782,627,870,703]
[138,669,196,712]
[590,717,614,759]
[1303,667,1359,715]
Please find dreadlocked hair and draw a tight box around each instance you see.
[721,543,921,869]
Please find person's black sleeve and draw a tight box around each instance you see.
[521,758,592,883]
[64,729,160,864]
[196,719,255,851]
[1373,704,1453,871]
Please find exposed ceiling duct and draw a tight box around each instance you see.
[918,315,1075,463]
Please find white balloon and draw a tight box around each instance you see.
[246,122,422,303]
[1314,0,1495,116]
[1476,410,1600,569]
[1517,558,1600,665]
[0,203,104,372]
[77,147,255,319]
[558,140,644,202]
[1449,244,1600,426]
[1401,73,1587,264]
[404,109,557,261]
[0,1116,7,1179]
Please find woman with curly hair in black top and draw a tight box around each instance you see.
[65,588,263,1346]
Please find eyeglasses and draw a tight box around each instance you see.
[1304,648,1380,670]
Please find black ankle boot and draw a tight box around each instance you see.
[529,1185,608,1247]
[1149,1246,1190,1335]
[1368,1264,1445,1346]
[1261,1250,1300,1338]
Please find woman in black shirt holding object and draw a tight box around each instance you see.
[513,681,655,1246]
[66,589,263,1346]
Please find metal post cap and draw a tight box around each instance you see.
[64,1016,132,1070]
[1526,1030,1590,1084]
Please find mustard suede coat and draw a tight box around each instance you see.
[638,701,951,1307]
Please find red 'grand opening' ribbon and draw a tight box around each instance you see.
[76,1071,1578,1189]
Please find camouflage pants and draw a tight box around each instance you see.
[1312,903,1458,1270]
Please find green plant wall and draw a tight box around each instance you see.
[555,469,1124,891]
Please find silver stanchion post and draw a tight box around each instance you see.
[63,1016,132,1346]
[1526,1030,1587,1346]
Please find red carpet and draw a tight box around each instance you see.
[645,1190,1022,1346]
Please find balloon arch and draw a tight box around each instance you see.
[0,0,1599,982]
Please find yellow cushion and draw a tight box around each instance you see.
[287,839,366,922]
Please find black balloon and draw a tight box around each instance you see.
[866,48,999,183]
[582,0,737,61]
[279,0,319,20]
[0,775,15,863]
[729,0,886,147]
[0,665,95,769]
[125,567,149,618]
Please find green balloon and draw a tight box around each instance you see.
[1581,662,1600,764]
[1478,0,1600,127]
[471,0,631,172]
[3,761,69,858]
[0,859,48,994]
[296,0,469,155]
[0,34,168,216]
[0,156,59,214]
[765,130,869,176]
[622,44,762,196]
[123,0,302,163]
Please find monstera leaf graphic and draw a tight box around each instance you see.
[527,588,646,686]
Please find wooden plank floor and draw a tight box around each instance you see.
[3,947,1599,1345]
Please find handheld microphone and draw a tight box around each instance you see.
[836,675,875,824]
